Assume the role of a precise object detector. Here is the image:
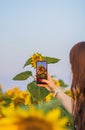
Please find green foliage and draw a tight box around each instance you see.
[23,56,60,68]
[13,53,60,101]
[1,96,12,107]
[59,79,68,87]
[23,58,32,68]
[13,71,32,80]
[43,56,60,64]
[27,81,49,102]
[12,52,65,103]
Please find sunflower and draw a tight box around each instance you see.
[4,88,13,97]
[19,90,31,105]
[43,93,54,102]
[30,53,43,68]
[0,107,68,130]
[52,77,60,87]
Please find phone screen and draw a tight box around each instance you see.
[36,61,47,84]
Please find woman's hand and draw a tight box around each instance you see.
[36,73,58,93]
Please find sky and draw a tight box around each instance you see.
[0,0,85,91]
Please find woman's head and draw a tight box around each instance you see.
[69,41,85,130]
[69,41,85,93]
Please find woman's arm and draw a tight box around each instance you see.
[55,89,73,114]
[37,73,73,114]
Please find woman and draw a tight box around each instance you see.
[37,41,85,130]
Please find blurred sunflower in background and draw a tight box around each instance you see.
[0,107,68,130]
[52,77,60,87]
[43,93,54,102]
[12,89,31,106]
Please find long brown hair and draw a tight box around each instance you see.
[69,41,85,130]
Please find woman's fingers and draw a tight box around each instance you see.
[40,79,49,84]
[34,73,55,92]
[34,75,36,81]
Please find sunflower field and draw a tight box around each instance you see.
[0,53,74,130]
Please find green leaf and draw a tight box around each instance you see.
[2,96,12,106]
[23,58,31,68]
[13,71,32,80]
[43,56,60,64]
[35,98,62,113]
[27,81,49,101]
[59,79,68,87]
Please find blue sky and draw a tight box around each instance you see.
[0,0,85,91]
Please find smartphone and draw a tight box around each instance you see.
[36,61,47,84]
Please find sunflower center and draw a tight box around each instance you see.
[18,117,53,130]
